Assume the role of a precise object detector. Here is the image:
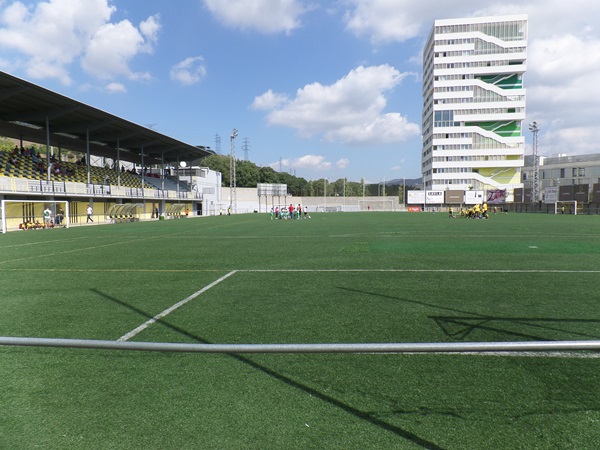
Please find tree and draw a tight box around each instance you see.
[236,160,260,187]
[200,154,230,186]
[258,166,279,184]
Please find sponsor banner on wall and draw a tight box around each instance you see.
[464,190,484,205]
[445,190,463,204]
[486,189,506,204]
[407,206,422,212]
[559,185,574,202]
[513,188,523,203]
[574,184,589,204]
[425,191,444,204]
[407,191,425,205]
[544,187,558,203]
[592,183,600,203]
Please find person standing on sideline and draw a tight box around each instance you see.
[86,204,93,223]
[43,206,52,226]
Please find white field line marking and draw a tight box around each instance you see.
[1,236,88,249]
[0,226,216,267]
[239,269,600,274]
[3,268,599,274]
[0,236,159,266]
[400,351,600,359]
[4,268,599,274]
[117,270,237,342]
[5,268,222,273]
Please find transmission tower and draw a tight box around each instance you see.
[529,121,540,207]
[215,134,221,154]
[242,138,250,161]
[229,128,238,213]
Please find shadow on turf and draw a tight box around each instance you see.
[339,287,600,342]
[432,317,600,341]
[92,289,445,450]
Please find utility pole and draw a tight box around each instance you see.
[215,134,221,154]
[229,128,238,214]
[242,138,250,161]
[529,121,540,208]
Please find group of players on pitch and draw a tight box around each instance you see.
[448,203,496,219]
[270,204,311,220]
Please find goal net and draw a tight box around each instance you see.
[1,200,70,233]
[554,201,577,215]
[357,199,395,211]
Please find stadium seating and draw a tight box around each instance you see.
[0,150,153,189]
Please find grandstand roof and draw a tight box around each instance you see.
[0,71,211,165]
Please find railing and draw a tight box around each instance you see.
[2,336,600,354]
[0,175,202,201]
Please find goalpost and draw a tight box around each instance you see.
[1,200,70,233]
[554,200,577,215]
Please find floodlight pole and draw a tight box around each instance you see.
[529,121,540,208]
[229,128,238,214]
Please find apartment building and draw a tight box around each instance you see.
[422,15,528,199]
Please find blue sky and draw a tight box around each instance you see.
[1,1,600,183]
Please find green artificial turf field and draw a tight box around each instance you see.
[1,211,600,449]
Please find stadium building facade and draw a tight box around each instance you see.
[421,15,528,199]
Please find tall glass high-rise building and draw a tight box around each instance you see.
[421,15,528,198]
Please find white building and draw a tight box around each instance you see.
[422,15,528,199]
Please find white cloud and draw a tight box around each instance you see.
[343,0,428,44]
[170,56,207,85]
[326,113,420,145]
[270,154,332,171]
[105,82,126,93]
[254,64,420,145]
[336,158,350,169]
[251,89,289,110]
[0,0,160,84]
[203,0,311,34]
[81,16,159,81]
[391,158,406,171]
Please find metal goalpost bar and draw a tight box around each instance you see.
[1,337,600,354]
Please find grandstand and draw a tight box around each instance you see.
[0,71,221,231]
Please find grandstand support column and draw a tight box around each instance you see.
[141,146,145,199]
[117,137,121,188]
[161,152,165,192]
[45,116,51,182]
[176,156,180,198]
[86,128,91,185]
